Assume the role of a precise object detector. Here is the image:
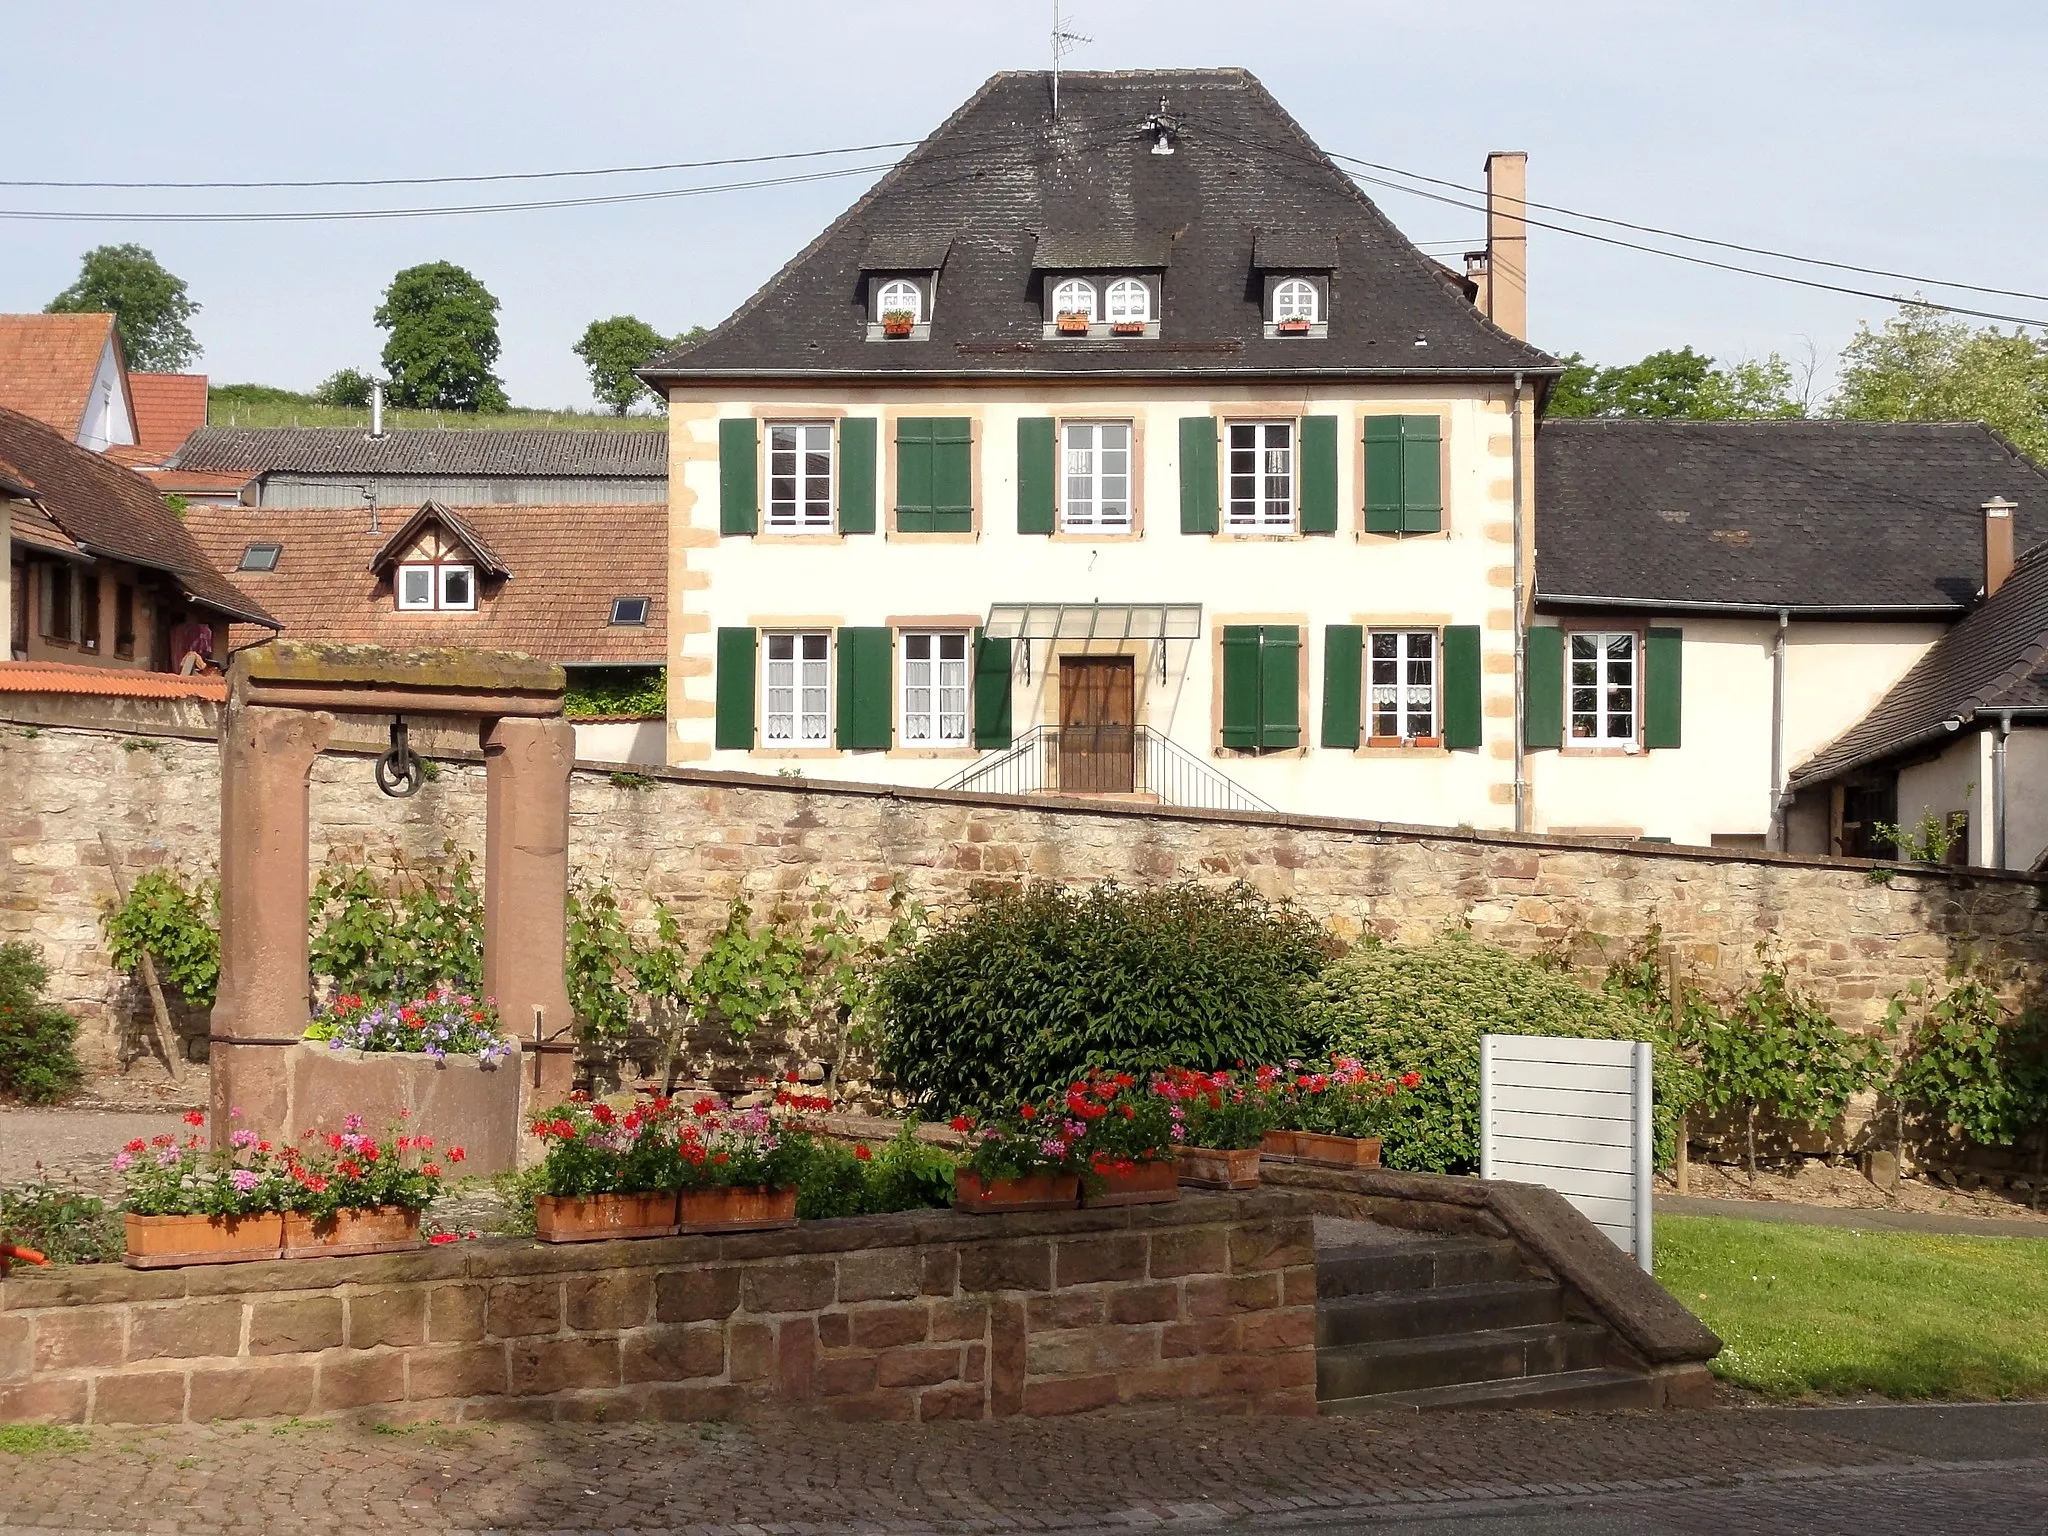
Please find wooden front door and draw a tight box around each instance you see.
[1058,657,1136,793]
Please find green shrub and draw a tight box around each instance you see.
[0,943,84,1104]
[874,881,1336,1114]
[102,870,219,1009]
[1300,933,1685,1174]
[1899,974,2048,1150]
[795,1125,957,1219]
[307,849,483,1001]
[0,1181,120,1263]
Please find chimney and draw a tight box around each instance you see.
[1984,497,2017,599]
[370,380,385,439]
[1483,150,1528,340]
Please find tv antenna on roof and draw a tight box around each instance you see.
[1051,1,1090,120]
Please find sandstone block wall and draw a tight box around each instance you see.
[0,1194,1317,1425]
[4,712,2046,1095]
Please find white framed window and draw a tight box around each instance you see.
[397,561,475,610]
[1369,630,1436,740]
[1050,278,1097,320]
[876,279,922,323]
[764,631,831,746]
[438,564,475,610]
[767,422,834,531]
[397,565,434,610]
[1273,278,1319,322]
[901,631,969,744]
[1569,631,1637,744]
[1226,421,1294,529]
[1104,277,1151,323]
[1061,421,1132,532]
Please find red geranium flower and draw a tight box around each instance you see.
[1019,1103,1038,1121]
[854,1145,872,1162]
[183,1110,206,1127]
[449,1146,466,1162]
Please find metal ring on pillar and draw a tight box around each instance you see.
[375,716,425,798]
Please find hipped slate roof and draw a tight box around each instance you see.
[645,69,1553,381]
[170,426,667,478]
[182,502,664,665]
[0,313,122,441]
[1536,419,2048,612]
[0,406,273,626]
[1793,543,2048,785]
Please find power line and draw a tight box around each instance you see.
[0,141,922,192]
[0,162,898,224]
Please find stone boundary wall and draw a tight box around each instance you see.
[5,710,2047,1095]
[0,1194,1315,1426]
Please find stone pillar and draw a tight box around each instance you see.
[211,702,332,1147]
[483,715,576,1109]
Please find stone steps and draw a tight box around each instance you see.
[1322,1367,1659,1416]
[1316,1278,1564,1348]
[1318,1319,1613,1399]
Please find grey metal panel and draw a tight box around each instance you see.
[254,476,667,509]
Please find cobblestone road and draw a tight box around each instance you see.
[0,1404,2041,1535]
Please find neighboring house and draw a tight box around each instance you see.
[1531,420,2044,850]
[642,68,1553,822]
[2,405,274,669]
[183,499,668,764]
[167,427,667,509]
[0,313,137,453]
[107,372,211,471]
[1788,514,2048,870]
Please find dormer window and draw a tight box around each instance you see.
[1273,279,1319,324]
[875,278,922,325]
[1050,278,1097,323]
[1104,278,1151,324]
[398,561,475,611]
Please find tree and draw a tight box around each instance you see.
[373,262,507,412]
[45,244,201,372]
[1832,304,2048,463]
[574,318,704,414]
[315,368,375,408]
[1546,346,1804,420]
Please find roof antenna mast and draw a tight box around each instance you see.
[1051,1,1089,120]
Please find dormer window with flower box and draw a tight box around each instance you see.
[1254,228,1336,339]
[859,234,951,343]
[1033,231,1166,340]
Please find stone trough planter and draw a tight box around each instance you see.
[286,1039,524,1174]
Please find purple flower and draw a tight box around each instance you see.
[154,1146,180,1168]
[230,1129,258,1150]
[112,1152,134,1172]
[229,1169,259,1193]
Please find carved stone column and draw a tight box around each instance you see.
[211,701,332,1146]
[483,715,576,1109]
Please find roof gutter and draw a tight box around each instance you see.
[1538,593,1965,619]
[643,363,1567,386]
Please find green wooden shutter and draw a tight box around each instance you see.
[972,631,1013,749]
[1644,627,1683,749]
[718,418,758,536]
[837,418,877,534]
[1220,626,1262,749]
[1299,415,1339,534]
[1017,417,1056,535]
[1363,415,1443,534]
[1524,625,1563,750]
[835,627,893,751]
[1179,417,1219,534]
[714,627,757,750]
[1399,416,1443,533]
[895,418,935,532]
[1320,624,1363,748]
[1259,625,1302,749]
[1440,625,1482,750]
[932,419,973,532]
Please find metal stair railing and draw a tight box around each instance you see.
[936,726,1274,814]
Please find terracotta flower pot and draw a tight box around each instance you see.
[1111,321,1146,335]
[1082,1159,1181,1208]
[533,1192,679,1243]
[1056,315,1092,334]
[882,320,914,337]
[123,1212,284,1269]
[679,1185,798,1234]
[1301,1133,1383,1168]
[1277,318,1312,334]
[953,1169,1080,1214]
[1176,1146,1262,1190]
[1260,1129,1309,1159]
[282,1206,422,1259]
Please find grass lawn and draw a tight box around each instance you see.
[1658,1212,2048,1401]
[206,388,662,434]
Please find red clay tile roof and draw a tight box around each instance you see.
[10,502,81,557]
[0,659,225,701]
[182,502,664,664]
[0,405,274,627]
[0,313,122,440]
[125,373,208,459]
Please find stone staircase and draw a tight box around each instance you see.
[1316,1217,1658,1414]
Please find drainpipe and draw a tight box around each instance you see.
[1994,710,2013,869]
[1510,371,1527,834]
[1768,608,1789,851]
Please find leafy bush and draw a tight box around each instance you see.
[315,368,375,408]
[0,1182,122,1264]
[564,667,666,721]
[1898,973,2048,1150]
[102,869,219,1009]
[795,1124,957,1219]
[307,849,483,1001]
[1299,933,1685,1173]
[0,943,83,1104]
[875,881,1336,1114]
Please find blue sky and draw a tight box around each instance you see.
[7,1,2041,408]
